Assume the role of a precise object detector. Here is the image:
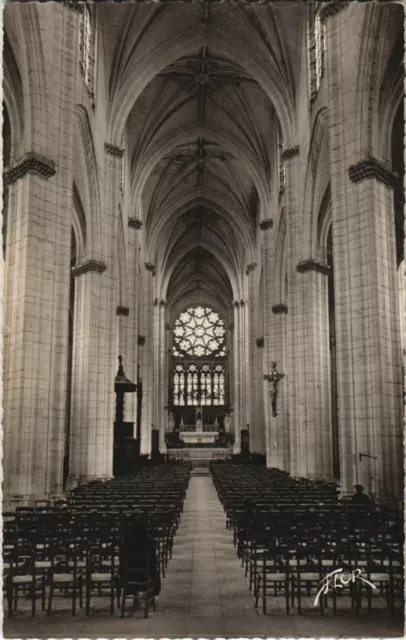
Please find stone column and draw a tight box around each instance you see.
[246,263,260,452]
[152,299,159,435]
[3,4,77,506]
[284,145,333,480]
[259,218,282,467]
[124,217,143,427]
[69,141,122,487]
[159,300,167,453]
[232,301,241,453]
[267,303,289,471]
[325,5,403,499]
[240,299,251,437]
[227,322,234,416]
[68,260,112,486]
[139,265,154,455]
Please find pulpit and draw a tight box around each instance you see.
[113,356,137,476]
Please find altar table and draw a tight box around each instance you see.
[180,431,217,445]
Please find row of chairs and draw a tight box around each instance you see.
[211,462,404,615]
[3,462,191,618]
[212,451,231,461]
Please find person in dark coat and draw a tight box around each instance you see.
[351,484,373,506]
[119,515,161,598]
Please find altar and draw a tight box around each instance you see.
[180,431,217,445]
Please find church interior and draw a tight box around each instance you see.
[2,1,405,637]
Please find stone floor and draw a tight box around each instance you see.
[3,476,404,639]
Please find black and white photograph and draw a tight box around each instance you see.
[1,0,405,638]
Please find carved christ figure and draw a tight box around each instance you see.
[264,362,284,418]
[270,380,277,417]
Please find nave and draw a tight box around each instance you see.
[4,464,403,639]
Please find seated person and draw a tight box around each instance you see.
[119,515,161,600]
[351,484,373,506]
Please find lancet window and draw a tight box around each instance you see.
[79,6,92,89]
[309,4,325,101]
[278,124,285,198]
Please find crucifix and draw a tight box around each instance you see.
[264,362,285,417]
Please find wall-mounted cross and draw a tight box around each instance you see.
[264,362,285,417]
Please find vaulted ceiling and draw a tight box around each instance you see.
[98,2,306,312]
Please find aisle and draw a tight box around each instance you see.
[153,475,266,637]
[4,475,403,639]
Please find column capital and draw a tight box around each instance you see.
[296,259,331,276]
[3,152,56,186]
[145,262,155,274]
[245,262,257,275]
[104,142,124,158]
[154,298,166,307]
[272,303,288,315]
[259,218,273,231]
[116,306,130,317]
[138,335,146,346]
[319,1,349,22]
[72,259,107,277]
[128,218,143,230]
[256,337,264,348]
[348,157,398,190]
[233,300,240,308]
[280,145,299,162]
[66,1,84,12]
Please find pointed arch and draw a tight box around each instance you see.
[301,107,329,260]
[274,208,288,304]
[74,105,102,259]
[72,182,87,264]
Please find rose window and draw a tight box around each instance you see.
[172,305,226,357]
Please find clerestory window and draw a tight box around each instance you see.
[309,4,325,102]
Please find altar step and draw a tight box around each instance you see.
[191,468,211,476]
[168,447,230,473]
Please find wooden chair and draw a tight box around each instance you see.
[255,545,290,614]
[290,543,324,614]
[47,543,84,616]
[85,542,119,616]
[7,544,46,617]
[119,555,157,619]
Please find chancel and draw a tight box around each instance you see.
[2,1,404,637]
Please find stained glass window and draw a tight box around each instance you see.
[314,11,325,92]
[278,124,285,198]
[213,364,225,406]
[173,306,226,357]
[173,364,186,406]
[173,362,225,407]
[309,5,325,101]
[172,306,226,406]
[79,6,92,88]
[187,364,199,405]
[200,363,212,406]
[120,133,125,194]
